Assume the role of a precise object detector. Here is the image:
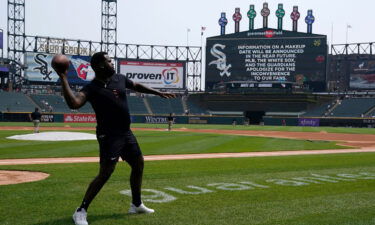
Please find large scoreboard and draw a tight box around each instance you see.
[350,59,375,89]
[206,28,327,92]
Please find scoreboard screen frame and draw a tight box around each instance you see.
[205,28,328,92]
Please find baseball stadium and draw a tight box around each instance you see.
[1,1,375,225]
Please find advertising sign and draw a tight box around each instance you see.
[350,60,375,89]
[64,114,96,123]
[41,114,54,123]
[144,116,170,124]
[188,117,208,124]
[25,53,95,84]
[298,118,320,127]
[206,28,327,91]
[119,60,185,89]
[0,65,8,72]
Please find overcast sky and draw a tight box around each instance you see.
[1,0,374,53]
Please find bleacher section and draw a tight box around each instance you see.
[302,105,327,117]
[367,110,375,117]
[0,92,201,115]
[30,94,71,113]
[146,96,185,115]
[169,98,185,114]
[146,96,174,115]
[0,91,36,112]
[5,91,348,117]
[186,99,209,115]
[302,102,332,117]
[128,96,149,114]
[330,98,375,117]
[30,94,94,113]
[78,103,94,113]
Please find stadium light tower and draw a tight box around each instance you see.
[101,0,117,58]
[7,0,26,90]
[7,0,25,63]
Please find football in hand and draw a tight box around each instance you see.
[51,54,70,73]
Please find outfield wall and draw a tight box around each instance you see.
[0,112,245,125]
[3,112,374,127]
[0,112,60,122]
[264,116,375,128]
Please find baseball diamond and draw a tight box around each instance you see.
[2,1,375,225]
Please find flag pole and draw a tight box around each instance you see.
[200,26,204,92]
[331,23,334,46]
[200,27,203,48]
[346,24,350,44]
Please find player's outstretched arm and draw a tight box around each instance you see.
[132,82,176,99]
[51,55,87,109]
[59,76,87,109]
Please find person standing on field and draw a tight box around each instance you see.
[52,52,176,225]
[30,107,41,133]
[167,113,174,131]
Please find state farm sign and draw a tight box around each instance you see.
[64,114,96,123]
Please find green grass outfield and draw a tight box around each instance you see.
[0,130,346,159]
[0,123,373,224]
[1,153,375,225]
[2,121,375,134]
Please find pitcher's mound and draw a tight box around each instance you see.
[0,170,50,185]
[7,132,96,141]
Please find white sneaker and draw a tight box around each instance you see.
[128,203,155,214]
[72,208,88,225]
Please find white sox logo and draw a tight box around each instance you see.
[33,53,53,81]
[209,44,232,77]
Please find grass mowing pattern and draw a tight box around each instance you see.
[0,130,346,159]
[0,153,375,224]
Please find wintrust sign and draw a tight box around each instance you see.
[119,60,185,89]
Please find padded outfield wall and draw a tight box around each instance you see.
[2,112,375,127]
[264,116,375,128]
[0,112,244,125]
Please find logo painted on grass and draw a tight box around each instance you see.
[120,172,375,203]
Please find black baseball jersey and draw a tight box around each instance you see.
[31,111,41,120]
[81,74,134,135]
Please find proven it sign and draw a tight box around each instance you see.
[119,60,185,89]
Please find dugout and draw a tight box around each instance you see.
[244,111,265,125]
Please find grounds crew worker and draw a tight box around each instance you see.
[30,107,41,133]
